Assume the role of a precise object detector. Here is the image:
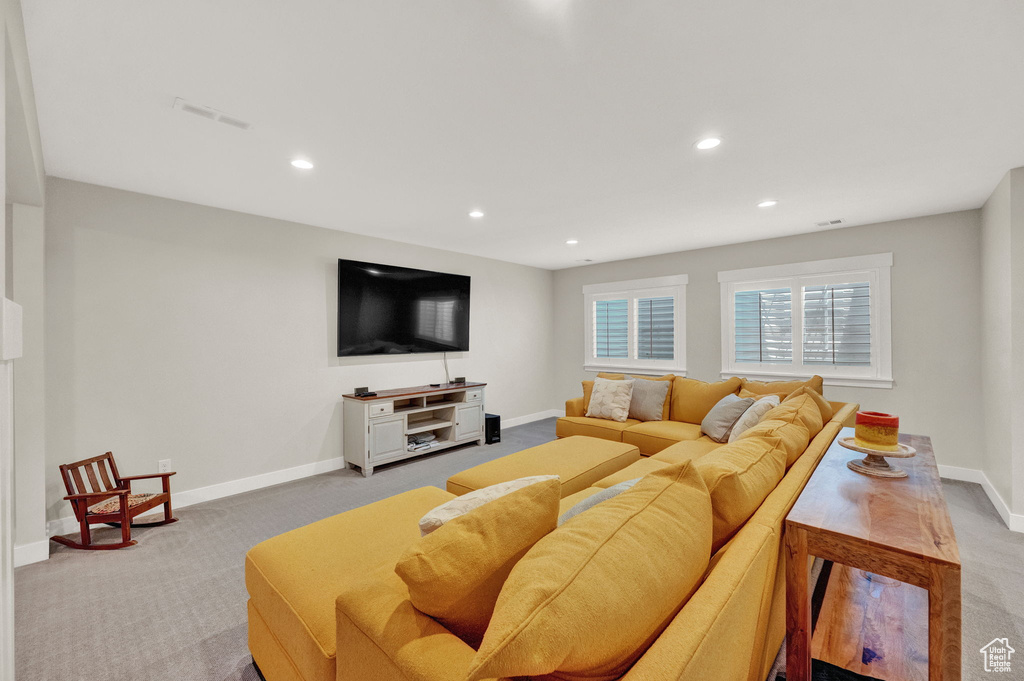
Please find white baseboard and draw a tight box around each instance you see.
[47,456,347,538]
[44,410,565,540]
[502,409,564,429]
[13,540,48,567]
[938,464,1024,533]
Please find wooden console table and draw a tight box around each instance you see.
[342,382,486,477]
[785,429,961,681]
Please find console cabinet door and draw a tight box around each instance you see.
[369,415,407,462]
[455,404,482,441]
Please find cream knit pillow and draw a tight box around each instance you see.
[418,475,559,536]
[586,377,635,422]
[728,395,781,443]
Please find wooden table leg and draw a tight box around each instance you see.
[786,526,812,681]
[928,563,961,681]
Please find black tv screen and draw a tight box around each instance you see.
[337,259,471,356]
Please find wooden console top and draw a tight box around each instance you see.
[787,429,959,567]
[785,428,961,681]
[342,382,486,401]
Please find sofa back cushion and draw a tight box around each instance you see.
[693,436,787,552]
[783,385,834,422]
[761,394,825,441]
[738,418,811,469]
[670,376,741,425]
[739,375,823,400]
[466,460,712,681]
[394,477,561,648]
[583,373,675,421]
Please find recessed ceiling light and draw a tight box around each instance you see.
[469,210,485,219]
[757,200,778,208]
[695,137,722,150]
[565,239,579,245]
[291,159,314,170]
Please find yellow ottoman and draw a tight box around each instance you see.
[446,436,640,498]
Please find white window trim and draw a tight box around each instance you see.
[718,254,893,389]
[583,275,687,375]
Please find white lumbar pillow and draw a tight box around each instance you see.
[727,395,782,443]
[586,377,635,422]
[418,475,560,536]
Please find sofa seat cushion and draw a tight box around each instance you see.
[622,420,703,454]
[245,486,455,681]
[592,457,671,488]
[447,436,640,498]
[651,438,724,465]
[556,416,642,442]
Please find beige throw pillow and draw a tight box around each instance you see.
[728,395,781,443]
[586,377,635,422]
[627,378,671,421]
[418,475,559,536]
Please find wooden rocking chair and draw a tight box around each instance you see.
[52,452,178,550]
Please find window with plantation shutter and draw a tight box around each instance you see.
[584,276,687,373]
[594,299,628,358]
[803,282,871,366]
[637,296,674,360]
[734,288,792,364]
[719,254,892,388]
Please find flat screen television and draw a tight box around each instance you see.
[337,259,471,356]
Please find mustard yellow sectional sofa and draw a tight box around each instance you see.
[557,373,827,455]
[245,378,855,681]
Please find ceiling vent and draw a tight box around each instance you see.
[173,97,252,131]
[815,218,845,228]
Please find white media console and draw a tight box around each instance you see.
[342,382,486,476]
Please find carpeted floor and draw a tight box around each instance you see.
[14,419,1024,681]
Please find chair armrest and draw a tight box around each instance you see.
[64,489,128,501]
[336,565,509,681]
[118,472,176,481]
[565,396,585,417]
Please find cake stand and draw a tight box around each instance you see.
[838,437,917,478]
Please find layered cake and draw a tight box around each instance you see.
[854,411,900,451]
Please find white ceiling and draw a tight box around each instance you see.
[22,1,1024,270]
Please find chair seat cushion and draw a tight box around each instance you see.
[622,420,703,454]
[87,493,159,515]
[556,416,642,442]
[245,486,455,681]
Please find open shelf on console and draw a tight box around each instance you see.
[406,418,453,435]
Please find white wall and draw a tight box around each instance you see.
[11,203,45,563]
[981,172,1014,509]
[3,0,45,672]
[44,178,554,524]
[981,167,1024,523]
[552,210,984,471]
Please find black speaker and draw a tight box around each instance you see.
[484,413,500,444]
